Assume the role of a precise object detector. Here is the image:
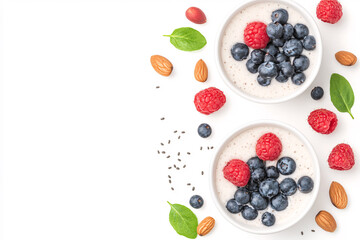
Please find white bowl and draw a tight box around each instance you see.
[209,120,320,234]
[215,0,323,104]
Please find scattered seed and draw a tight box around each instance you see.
[178,136,181,139]
[187,183,191,186]
[162,151,165,154]
[210,146,214,149]
[166,155,170,158]
[168,166,172,169]
[187,152,190,155]
[178,159,181,162]
[192,187,195,191]
[200,146,203,150]
[157,150,160,154]
[207,146,210,150]
[177,152,180,156]
[173,164,176,168]
[201,171,204,175]
[168,175,171,178]
[160,143,164,146]
[183,165,186,168]
[301,231,303,235]
[171,187,174,191]
[169,180,171,183]
[176,167,180,170]
[168,140,171,144]
[181,131,185,134]
[160,117,165,120]
[311,230,315,232]
[174,130,177,133]
[156,86,160,89]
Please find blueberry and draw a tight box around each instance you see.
[283,23,294,40]
[262,212,276,226]
[279,178,297,196]
[247,157,265,171]
[259,178,280,198]
[264,43,280,56]
[272,38,285,47]
[278,61,294,77]
[297,176,314,193]
[250,192,268,210]
[234,188,250,204]
[270,194,288,211]
[189,195,204,209]
[258,61,278,79]
[311,86,324,100]
[246,59,260,73]
[302,35,316,50]
[291,72,306,85]
[275,52,289,63]
[266,166,279,179]
[257,75,271,86]
[275,72,289,83]
[250,49,266,64]
[264,53,276,63]
[293,23,309,39]
[271,8,289,24]
[283,39,303,57]
[266,23,284,39]
[197,123,212,138]
[293,55,310,72]
[277,157,296,175]
[241,205,258,220]
[251,168,267,183]
[246,179,259,192]
[231,43,249,61]
[226,199,242,213]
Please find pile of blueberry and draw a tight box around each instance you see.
[225,156,314,227]
[231,8,316,86]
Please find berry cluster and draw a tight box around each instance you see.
[223,133,314,227]
[231,8,316,87]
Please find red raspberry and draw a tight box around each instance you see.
[316,0,343,24]
[256,133,282,161]
[308,109,338,134]
[243,22,270,49]
[328,143,354,170]
[194,87,226,115]
[223,159,250,187]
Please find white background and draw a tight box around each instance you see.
[1,0,359,239]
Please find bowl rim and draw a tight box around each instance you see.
[214,0,323,104]
[209,120,320,234]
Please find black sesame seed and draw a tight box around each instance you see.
[311,230,315,232]
[168,175,171,178]
[183,165,186,168]
[166,155,170,158]
[156,86,160,89]
[187,152,190,155]
[301,231,303,235]
[210,146,214,149]
[181,131,185,134]
[169,180,171,183]
[178,152,180,156]
[171,187,174,191]
[176,167,180,170]
[160,143,164,146]
[157,150,160,154]
[173,164,176,168]
[168,140,171,144]
[201,171,204,175]
[160,117,165,120]
[162,151,165,154]
[178,159,181,162]
[178,136,181,139]
[192,187,195,191]
[174,130,177,133]
[200,146,203,150]
[187,183,191,186]
[168,167,172,169]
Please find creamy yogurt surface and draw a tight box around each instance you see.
[215,125,315,227]
[220,1,319,99]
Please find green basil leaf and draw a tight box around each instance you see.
[330,73,355,119]
[167,201,198,239]
[164,27,206,51]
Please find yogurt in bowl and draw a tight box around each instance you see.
[210,120,320,234]
[216,0,322,103]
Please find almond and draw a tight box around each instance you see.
[335,51,357,66]
[194,59,208,82]
[185,7,207,24]
[329,181,348,209]
[150,55,173,76]
[315,210,337,232]
[197,216,215,236]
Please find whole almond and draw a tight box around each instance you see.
[197,216,215,236]
[194,59,208,82]
[150,55,173,76]
[315,210,337,232]
[329,181,348,209]
[335,51,357,66]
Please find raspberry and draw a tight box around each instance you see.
[316,0,343,24]
[194,87,226,115]
[223,159,251,187]
[308,109,338,134]
[256,133,282,161]
[244,22,270,49]
[328,144,354,170]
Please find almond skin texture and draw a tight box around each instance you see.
[186,7,207,24]
[150,55,173,76]
[194,59,208,82]
[315,210,337,232]
[329,181,348,209]
[197,216,215,236]
[335,51,357,66]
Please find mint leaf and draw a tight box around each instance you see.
[330,73,355,119]
[167,201,198,239]
[164,27,206,51]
